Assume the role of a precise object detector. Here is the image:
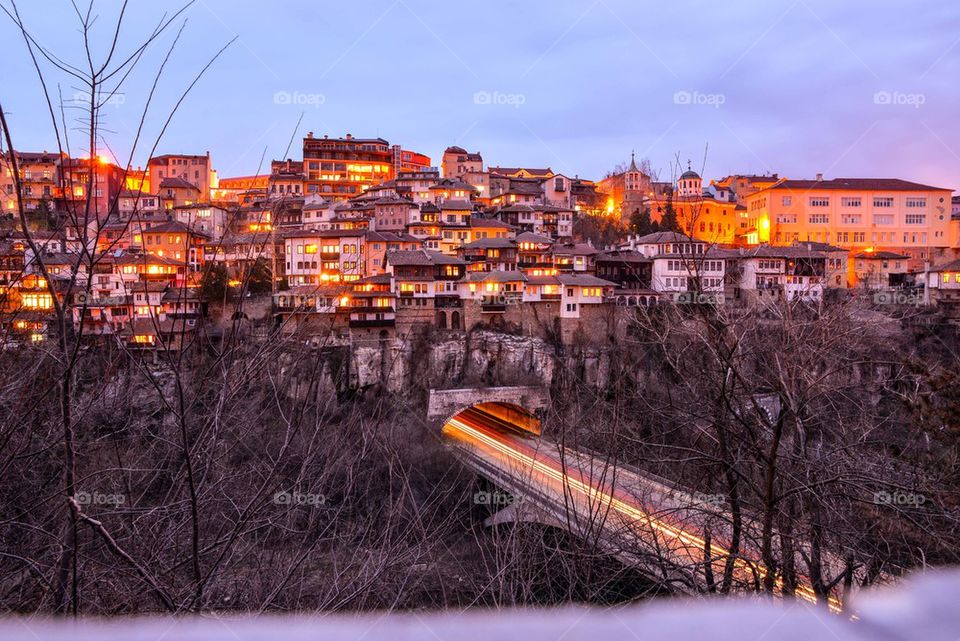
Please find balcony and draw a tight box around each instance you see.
[540,293,561,301]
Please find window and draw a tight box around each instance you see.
[841,197,861,207]
[304,243,318,254]
[809,197,830,207]
[873,214,894,225]
[873,196,894,208]
[841,214,861,224]
[781,196,792,206]
[809,213,829,224]
[905,214,926,225]
[906,197,927,208]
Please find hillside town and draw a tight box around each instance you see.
[2,135,959,348]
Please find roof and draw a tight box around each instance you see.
[595,249,649,264]
[282,284,349,296]
[159,177,200,191]
[515,231,553,245]
[355,273,393,285]
[929,258,960,273]
[854,251,910,260]
[430,178,477,192]
[440,199,474,211]
[463,270,528,283]
[632,231,697,244]
[791,240,846,253]
[557,274,616,288]
[526,274,560,285]
[680,169,701,180]
[740,244,831,259]
[385,249,465,267]
[489,166,553,178]
[460,237,516,250]
[365,231,420,243]
[766,178,950,192]
[552,242,598,256]
[144,220,210,238]
[469,215,514,229]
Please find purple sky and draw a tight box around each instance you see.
[1,0,958,191]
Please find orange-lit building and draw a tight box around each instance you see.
[393,145,431,174]
[148,153,213,201]
[58,156,126,220]
[302,133,417,201]
[744,176,954,269]
[212,175,268,205]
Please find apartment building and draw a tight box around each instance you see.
[745,176,953,268]
[302,133,391,199]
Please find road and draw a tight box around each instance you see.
[442,404,844,612]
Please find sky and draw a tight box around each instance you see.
[1,0,958,190]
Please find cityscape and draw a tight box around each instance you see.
[0,2,958,641]
[3,140,959,346]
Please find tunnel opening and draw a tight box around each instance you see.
[441,401,542,440]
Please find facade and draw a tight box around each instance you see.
[302,133,393,200]
[148,153,213,201]
[745,177,953,268]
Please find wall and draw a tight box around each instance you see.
[2,569,957,641]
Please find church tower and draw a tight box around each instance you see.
[677,160,702,198]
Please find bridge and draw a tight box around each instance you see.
[439,397,851,610]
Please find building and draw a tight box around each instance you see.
[58,157,126,221]
[852,250,910,289]
[302,133,393,200]
[283,229,366,286]
[710,174,781,203]
[744,176,954,268]
[268,159,304,200]
[147,153,213,201]
[392,145,431,175]
[442,146,483,178]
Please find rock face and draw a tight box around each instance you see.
[298,330,614,399]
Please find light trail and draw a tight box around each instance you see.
[444,413,843,613]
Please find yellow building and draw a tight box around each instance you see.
[745,176,953,269]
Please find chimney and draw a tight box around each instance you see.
[815,173,823,181]
[307,131,314,139]
[346,133,353,140]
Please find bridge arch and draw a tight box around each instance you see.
[427,386,549,435]
[441,401,542,438]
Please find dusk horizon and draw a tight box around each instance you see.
[1,0,957,189]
